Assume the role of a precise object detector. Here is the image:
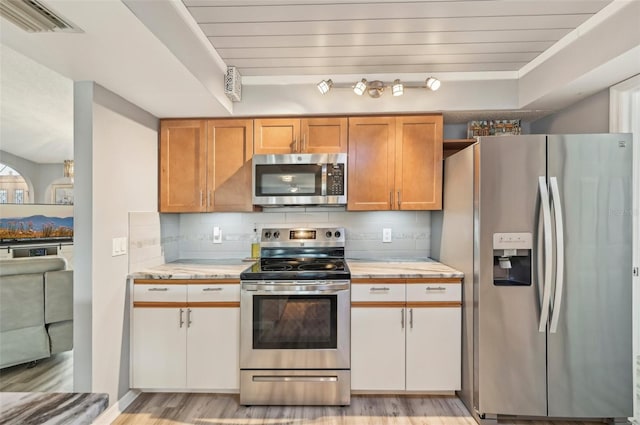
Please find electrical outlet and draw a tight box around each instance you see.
[382,228,392,243]
[213,226,222,244]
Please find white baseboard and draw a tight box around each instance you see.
[92,389,140,425]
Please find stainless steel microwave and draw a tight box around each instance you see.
[252,153,347,206]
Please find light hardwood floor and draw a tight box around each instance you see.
[113,393,477,425]
[113,393,603,425]
[0,351,73,392]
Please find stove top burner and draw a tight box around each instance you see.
[240,257,350,281]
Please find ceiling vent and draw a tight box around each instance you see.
[0,0,81,33]
[224,66,242,102]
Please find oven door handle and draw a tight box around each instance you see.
[243,287,349,295]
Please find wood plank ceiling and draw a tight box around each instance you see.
[182,0,613,77]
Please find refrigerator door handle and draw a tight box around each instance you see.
[549,177,565,333]
[538,176,553,333]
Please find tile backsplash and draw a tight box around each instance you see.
[129,208,431,270]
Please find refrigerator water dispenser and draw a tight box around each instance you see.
[492,232,532,286]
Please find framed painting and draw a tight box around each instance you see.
[52,184,74,205]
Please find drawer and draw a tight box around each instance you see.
[133,283,187,302]
[351,281,405,302]
[187,284,240,302]
[406,282,461,302]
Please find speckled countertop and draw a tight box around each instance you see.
[129,259,251,280]
[348,259,463,279]
[129,258,463,280]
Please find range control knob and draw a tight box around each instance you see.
[264,231,272,239]
[334,230,341,238]
[273,231,280,239]
[325,231,332,238]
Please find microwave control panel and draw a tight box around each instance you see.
[326,164,345,195]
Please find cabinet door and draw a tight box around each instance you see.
[254,118,300,154]
[159,120,207,212]
[207,120,254,211]
[405,306,461,391]
[351,307,405,391]
[132,307,186,388]
[395,115,443,210]
[301,117,347,153]
[186,306,240,390]
[347,117,396,210]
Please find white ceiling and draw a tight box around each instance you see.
[0,0,638,164]
[183,0,610,75]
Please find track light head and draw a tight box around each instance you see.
[392,79,403,96]
[317,79,333,94]
[425,77,441,91]
[354,79,367,96]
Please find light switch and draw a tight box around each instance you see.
[112,237,127,256]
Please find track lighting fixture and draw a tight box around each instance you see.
[316,76,441,98]
[316,79,333,94]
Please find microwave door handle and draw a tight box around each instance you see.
[321,163,327,196]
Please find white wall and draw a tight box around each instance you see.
[530,89,610,134]
[73,82,158,404]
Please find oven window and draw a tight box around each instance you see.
[255,164,322,196]
[253,295,337,349]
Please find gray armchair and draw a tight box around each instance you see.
[0,257,73,369]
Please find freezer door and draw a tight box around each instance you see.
[476,136,547,416]
[547,134,633,418]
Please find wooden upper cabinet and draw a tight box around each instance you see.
[347,115,443,211]
[159,120,207,213]
[254,117,347,154]
[253,118,300,154]
[301,117,348,153]
[395,115,443,210]
[159,119,254,213]
[348,117,396,211]
[207,120,254,212]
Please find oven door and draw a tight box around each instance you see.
[240,280,350,370]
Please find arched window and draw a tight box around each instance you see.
[0,163,30,204]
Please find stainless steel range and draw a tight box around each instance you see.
[239,227,350,406]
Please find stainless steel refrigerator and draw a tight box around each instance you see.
[433,134,633,421]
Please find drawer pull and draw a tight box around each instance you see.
[370,287,390,292]
[203,287,224,292]
[148,287,169,292]
[426,287,447,291]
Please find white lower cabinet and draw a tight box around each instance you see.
[405,306,461,391]
[186,306,239,390]
[132,307,187,388]
[351,307,405,391]
[351,279,462,392]
[131,281,240,391]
